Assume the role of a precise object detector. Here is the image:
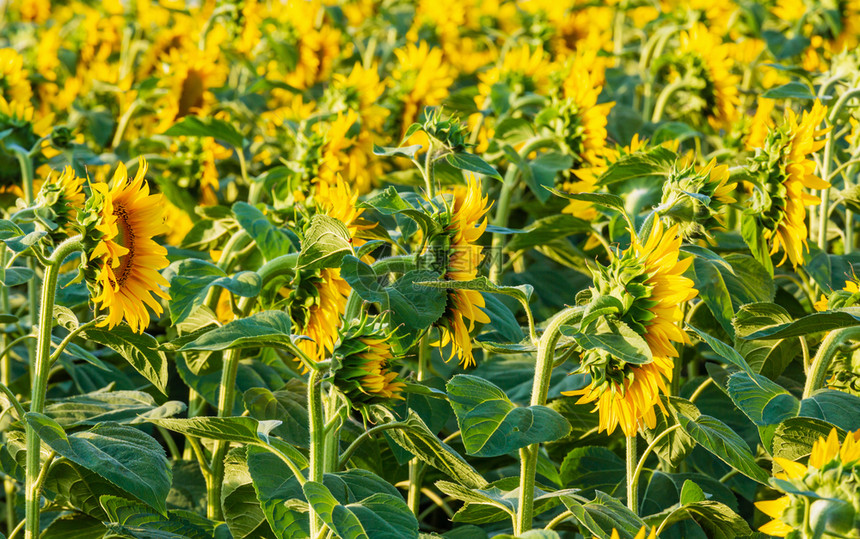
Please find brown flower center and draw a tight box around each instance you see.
[113,204,135,286]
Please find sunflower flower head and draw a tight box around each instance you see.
[748,101,830,267]
[656,157,737,240]
[430,175,492,367]
[756,428,860,537]
[82,158,171,333]
[33,166,86,238]
[390,42,455,137]
[564,219,697,436]
[674,23,741,130]
[332,314,406,409]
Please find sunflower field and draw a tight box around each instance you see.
[4,1,860,538]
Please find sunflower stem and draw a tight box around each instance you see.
[1,245,17,535]
[803,327,860,399]
[651,78,688,124]
[24,235,83,539]
[515,306,583,534]
[818,88,860,251]
[308,367,326,537]
[626,436,638,514]
[207,347,241,521]
[408,333,430,516]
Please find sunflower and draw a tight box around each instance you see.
[657,157,737,239]
[154,46,227,132]
[749,101,829,267]
[0,48,33,105]
[564,219,697,436]
[432,176,492,367]
[333,316,406,405]
[291,176,368,365]
[390,41,455,138]
[88,158,170,333]
[756,428,860,537]
[35,166,86,234]
[675,23,740,130]
[745,99,775,150]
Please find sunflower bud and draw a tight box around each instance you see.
[656,158,736,240]
[33,166,85,239]
[332,315,405,408]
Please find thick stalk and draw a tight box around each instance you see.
[818,88,860,250]
[322,389,341,473]
[1,244,15,536]
[13,148,38,374]
[626,436,638,514]
[206,348,241,521]
[803,327,860,398]
[651,78,687,123]
[24,236,83,539]
[407,334,430,516]
[308,368,325,537]
[515,306,582,534]
[490,136,555,282]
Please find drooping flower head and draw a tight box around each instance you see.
[390,42,455,138]
[86,158,171,333]
[289,176,368,366]
[756,428,860,537]
[748,101,830,266]
[564,219,698,436]
[333,314,406,407]
[674,23,740,130]
[656,157,737,240]
[34,166,86,236]
[431,176,492,367]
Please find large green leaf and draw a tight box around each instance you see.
[445,152,502,180]
[645,482,752,539]
[772,417,845,463]
[244,384,309,449]
[688,325,753,375]
[562,318,652,366]
[798,389,860,432]
[164,116,244,148]
[741,309,860,340]
[726,371,799,426]
[223,448,275,539]
[178,311,294,352]
[561,491,646,539]
[733,303,798,378]
[81,324,169,395]
[100,495,219,539]
[233,202,295,262]
[165,258,261,324]
[504,214,591,251]
[148,416,307,468]
[446,375,571,457]
[44,389,186,427]
[383,411,487,489]
[559,447,625,498]
[297,214,353,272]
[675,408,769,484]
[25,413,172,514]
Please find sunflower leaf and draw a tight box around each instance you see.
[164,116,245,148]
[24,413,172,515]
[739,309,860,340]
[164,258,262,325]
[81,325,169,396]
[445,152,503,181]
[178,310,294,352]
[446,374,571,457]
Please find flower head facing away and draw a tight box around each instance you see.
[565,219,697,436]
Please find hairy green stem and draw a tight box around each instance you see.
[651,78,688,123]
[308,368,325,537]
[24,236,83,539]
[515,306,582,534]
[626,436,638,514]
[818,88,860,249]
[408,334,430,516]
[803,327,860,398]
